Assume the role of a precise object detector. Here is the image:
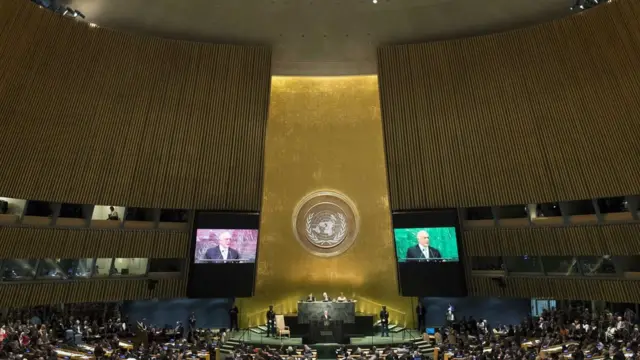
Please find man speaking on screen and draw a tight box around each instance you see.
[405,230,442,260]
[205,231,240,261]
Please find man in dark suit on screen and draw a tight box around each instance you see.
[405,230,441,260]
[205,231,240,261]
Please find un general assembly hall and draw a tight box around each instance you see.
[1,0,640,359]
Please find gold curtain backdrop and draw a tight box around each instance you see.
[468,277,640,304]
[0,227,189,259]
[0,278,185,308]
[378,0,640,210]
[463,224,640,257]
[0,0,271,210]
[238,76,414,328]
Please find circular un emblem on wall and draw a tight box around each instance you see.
[292,190,359,257]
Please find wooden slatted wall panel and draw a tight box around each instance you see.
[468,277,640,303]
[0,227,189,259]
[378,0,640,210]
[0,278,185,308]
[462,224,640,256]
[0,0,271,211]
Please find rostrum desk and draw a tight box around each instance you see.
[297,301,356,324]
[298,301,356,344]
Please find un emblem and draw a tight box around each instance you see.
[293,190,359,257]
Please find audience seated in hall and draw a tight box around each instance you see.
[431,306,639,360]
[2,302,638,360]
[0,303,221,360]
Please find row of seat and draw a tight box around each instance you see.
[336,339,435,359]
[221,339,317,360]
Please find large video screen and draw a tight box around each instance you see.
[187,212,260,298]
[394,227,459,263]
[194,229,258,263]
[393,210,467,297]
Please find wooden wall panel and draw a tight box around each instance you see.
[378,0,640,210]
[462,224,640,256]
[0,227,189,259]
[0,0,271,211]
[468,276,640,303]
[0,278,185,308]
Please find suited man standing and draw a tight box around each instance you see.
[188,312,196,333]
[416,303,426,332]
[266,305,276,337]
[321,310,331,327]
[322,310,331,321]
[405,230,442,260]
[229,304,239,331]
[380,306,390,337]
[205,231,240,261]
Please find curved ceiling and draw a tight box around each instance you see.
[62,0,575,75]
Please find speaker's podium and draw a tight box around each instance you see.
[309,319,343,344]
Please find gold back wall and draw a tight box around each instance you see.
[468,277,640,304]
[0,227,189,259]
[0,0,271,210]
[238,76,413,327]
[463,223,640,257]
[0,278,185,308]
[378,0,640,210]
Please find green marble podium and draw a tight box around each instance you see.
[297,301,356,324]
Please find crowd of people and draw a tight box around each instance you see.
[0,304,219,360]
[336,344,425,360]
[432,306,639,360]
[2,302,640,360]
[230,343,316,360]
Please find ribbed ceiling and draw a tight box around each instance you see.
[61,0,576,75]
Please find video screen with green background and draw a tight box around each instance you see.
[394,227,459,262]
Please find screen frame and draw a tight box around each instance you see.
[187,211,261,298]
[391,209,467,297]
